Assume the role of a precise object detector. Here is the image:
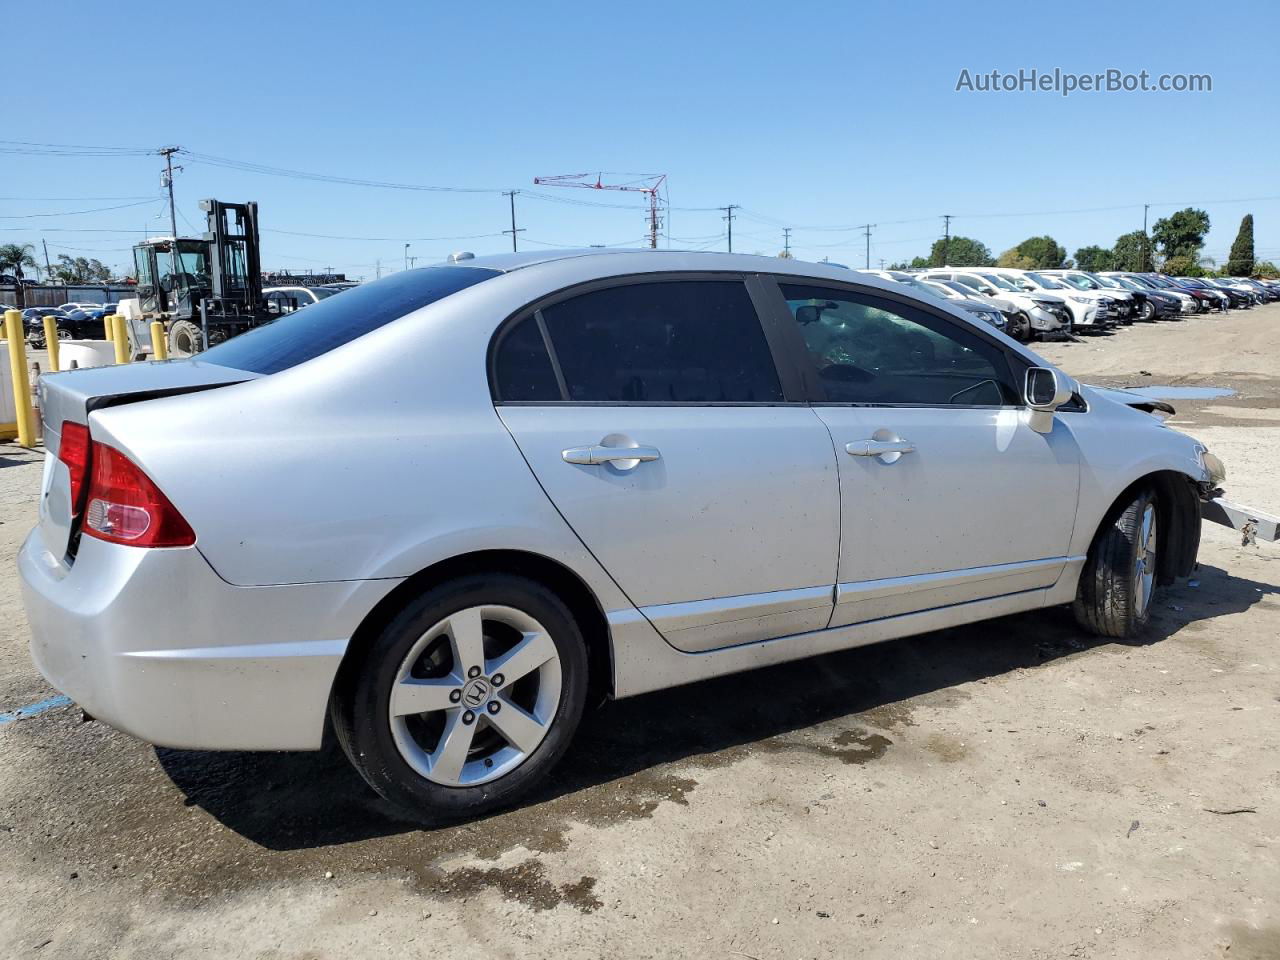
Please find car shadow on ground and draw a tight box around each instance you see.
[156,562,1278,852]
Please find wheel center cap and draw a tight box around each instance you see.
[462,677,491,708]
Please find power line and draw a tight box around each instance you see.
[0,198,160,219]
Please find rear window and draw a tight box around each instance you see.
[201,266,500,374]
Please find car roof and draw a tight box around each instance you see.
[435,248,893,289]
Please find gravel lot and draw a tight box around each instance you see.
[2,306,1278,959]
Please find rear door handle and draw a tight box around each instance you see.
[562,444,662,466]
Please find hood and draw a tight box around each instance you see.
[1083,383,1176,418]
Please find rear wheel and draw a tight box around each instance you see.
[332,573,589,822]
[1073,489,1159,638]
[168,319,202,357]
[1139,300,1156,322]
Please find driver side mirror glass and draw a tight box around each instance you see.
[1025,366,1074,408]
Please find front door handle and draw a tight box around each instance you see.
[846,438,915,464]
[562,444,662,466]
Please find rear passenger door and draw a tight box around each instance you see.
[492,275,840,653]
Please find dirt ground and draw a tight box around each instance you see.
[1,306,1278,960]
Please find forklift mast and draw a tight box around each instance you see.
[201,198,263,315]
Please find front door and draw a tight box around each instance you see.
[493,276,840,652]
[766,279,1081,626]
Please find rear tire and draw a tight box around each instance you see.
[331,573,589,823]
[1072,489,1159,639]
[1139,301,1156,322]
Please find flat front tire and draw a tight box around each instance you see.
[331,573,589,822]
[1073,489,1159,639]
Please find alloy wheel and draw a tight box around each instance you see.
[389,605,562,787]
[1132,504,1158,618]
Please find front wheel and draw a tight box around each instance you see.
[331,573,589,822]
[1073,489,1159,638]
[1008,311,1032,342]
[1139,301,1156,322]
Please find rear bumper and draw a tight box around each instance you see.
[18,532,400,750]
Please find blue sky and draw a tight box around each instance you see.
[6,0,1279,278]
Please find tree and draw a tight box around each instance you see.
[1151,207,1210,266]
[1162,254,1202,277]
[996,248,1036,269]
[1254,260,1279,278]
[1073,245,1114,272]
[1112,230,1150,272]
[777,249,794,259]
[1008,235,1067,269]
[1226,214,1255,276]
[0,243,38,308]
[928,235,993,267]
[51,254,111,284]
[0,242,37,279]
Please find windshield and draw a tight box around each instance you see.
[202,266,500,375]
[976,273,1018,291]
[1112,276,1143,291]
[310,287,343,300]
[1025,272,1065,290]
[892,277,945,300]
[1057,274,1095,290]
[1092,275,1121,289]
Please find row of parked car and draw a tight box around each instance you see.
[0,302,122,345]
[858,267,1280,342]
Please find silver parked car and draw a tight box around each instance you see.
[19,250,1232,821]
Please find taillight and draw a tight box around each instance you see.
[58,421,90,514]
[82,442,195,548]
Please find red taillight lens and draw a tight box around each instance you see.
[58,421,91,513]
[82,442,195,548]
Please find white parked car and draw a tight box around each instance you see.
[262,285,345,314]
[58,301,104,313]
[1043,271,1138,324]
[991,269,1114,331]
[21,250,1253,822]
[919,269,1071,341]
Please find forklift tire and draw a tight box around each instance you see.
[168,320,203,357]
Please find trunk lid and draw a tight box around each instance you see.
[37,360,257,563]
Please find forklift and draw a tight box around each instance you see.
[122,199,275,357]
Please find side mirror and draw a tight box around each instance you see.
[1025,366,1074,434]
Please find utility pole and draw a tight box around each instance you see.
[159,146,181,239]
[722,205,738,253]
[878,258,886,270]
[862,224,874,269]
[503,190,525,252]
[941,214,953,266]
[404,243,410,272]
[1142,203,1150,271]
[41,238,52,278]
[376,259,381,279]
[783,227,791,257]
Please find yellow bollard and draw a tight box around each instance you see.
[103,316,113,341]
[149,321,168,361]
[110,315,129,364]
[4,310,36,448]
[42,316,60,372]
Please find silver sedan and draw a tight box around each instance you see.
[19,250,1230,821]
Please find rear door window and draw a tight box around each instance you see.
[529,280,783,403]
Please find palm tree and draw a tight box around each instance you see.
[0,243,38,308]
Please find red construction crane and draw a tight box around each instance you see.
[531,172,667,249]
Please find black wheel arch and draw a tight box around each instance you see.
[331,549,614,710]
[1088,471,1201,586]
